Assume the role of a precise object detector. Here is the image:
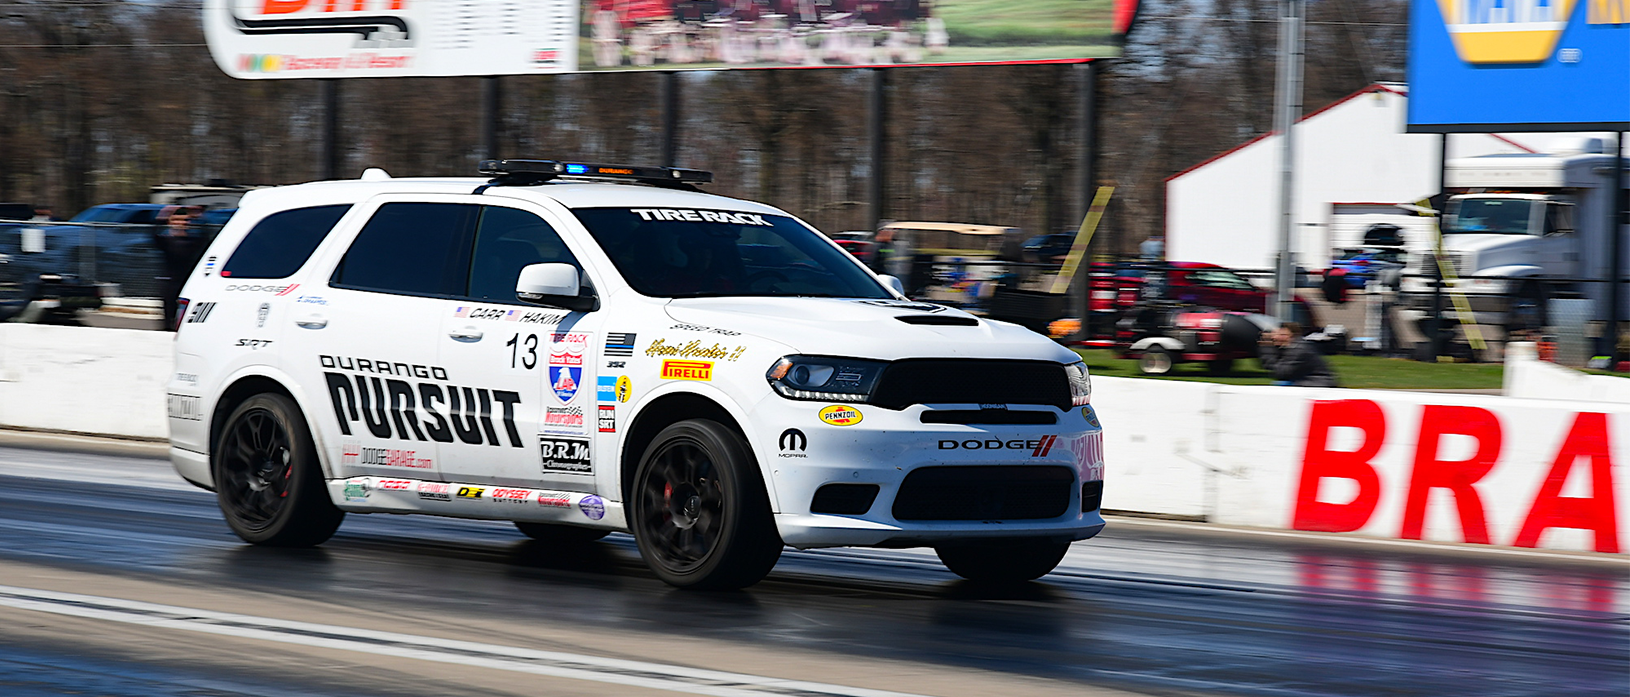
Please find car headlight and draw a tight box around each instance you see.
[1065,361,1092,406]
[766,355,886,402]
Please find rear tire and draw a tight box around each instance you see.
[936,539,1071,582]
[1138,346,1175,375]
[214,393,343,547]
[514,521,609,544]
[630,419,782,590]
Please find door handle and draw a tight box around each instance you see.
[449,327,484,342]
[295,314,328,329]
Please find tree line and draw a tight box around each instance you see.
[0,0,1407,254]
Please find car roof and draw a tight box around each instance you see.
[241,177,785,216]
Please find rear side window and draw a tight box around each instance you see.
[221,205,352,279]
[332,202,477,297]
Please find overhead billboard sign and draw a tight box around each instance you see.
[1406,0,1630,132]
[204,0,1131,79]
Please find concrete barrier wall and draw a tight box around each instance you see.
[0,324,173,439]
[1504,341,1630,403]
[1097,376,1629,554]
[1,324,1624,553]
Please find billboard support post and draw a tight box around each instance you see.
[322,79,340,180]
[1073,60,1099,343]
[869,68,888,233]
[1271,0,1305,324]
[659,72,680,168]
[483,77,502,161]
[1608,131,1625,365]
[1430,133,1448,360]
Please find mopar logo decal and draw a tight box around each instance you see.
[779,428,806,452]
[938,436,1059,457]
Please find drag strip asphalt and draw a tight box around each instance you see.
[0,441,1623,697]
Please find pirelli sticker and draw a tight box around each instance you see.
[660,360,713,381]
[631,209,772,226]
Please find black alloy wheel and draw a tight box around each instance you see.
[631,419,781,590]
[215,393,343,546]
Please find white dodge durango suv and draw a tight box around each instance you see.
[167,160,1105,589]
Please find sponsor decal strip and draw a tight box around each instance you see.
[0,585,933,697]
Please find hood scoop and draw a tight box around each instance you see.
[896,314,979,326]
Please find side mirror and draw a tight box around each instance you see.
[516,263,597,312]
[878,274,906,298]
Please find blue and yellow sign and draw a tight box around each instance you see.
[1408,0,1629,132]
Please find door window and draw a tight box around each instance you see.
[466,206,582,302]
[332,203,477,296]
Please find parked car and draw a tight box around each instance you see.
[1022,233,1074,263]
[1116,305,1273,375]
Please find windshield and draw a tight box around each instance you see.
[572,207,892,299]
[1444,198,1536,235]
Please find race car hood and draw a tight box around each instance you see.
[664,297,1079,363]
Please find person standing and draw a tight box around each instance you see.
[152,206,210,329]
[1258,322,1338,387]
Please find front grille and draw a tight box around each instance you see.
[892,466,1075,521]
[870,360,1071,410]
[811,484,879,515]
[920,409,1056,425]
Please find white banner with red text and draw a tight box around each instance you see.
[1094,377,1627,554]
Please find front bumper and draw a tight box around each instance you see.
[751,398,1107,549]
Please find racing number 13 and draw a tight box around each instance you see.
[507,333,538,369]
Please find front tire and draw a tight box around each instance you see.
[630,419,782,590]
[214,393,343,547]
[936,539,1071,582]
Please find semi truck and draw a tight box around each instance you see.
[1403,139,1628,336]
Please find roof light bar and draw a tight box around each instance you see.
[477,159,712,185]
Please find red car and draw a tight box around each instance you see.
[1076,262,1315,347]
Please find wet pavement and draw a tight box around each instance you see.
[0,443,1623,696]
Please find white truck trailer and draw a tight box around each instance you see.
[1404,140,1628,335]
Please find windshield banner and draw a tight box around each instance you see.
[204,0,1136,79]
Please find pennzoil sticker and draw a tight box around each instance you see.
[818,405,863,427]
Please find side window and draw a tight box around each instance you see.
[221,204,352,279]
[465,206,581,302]
[333,202,477,296]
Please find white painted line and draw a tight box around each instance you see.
[1104,516,1630,564]
[0,584,932,697]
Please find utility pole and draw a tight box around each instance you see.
[1271,0,1305,323]
[1607,131,1626,365]
[659,72,680,167]
[1073,61,1100,343]
[322,80,341,180]
[483,77,502,161]
[868,68,888,233]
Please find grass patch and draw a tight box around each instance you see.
[1073,349,1506,391]
[936,0,1116,45]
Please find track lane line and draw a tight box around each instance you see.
[0,584,932,697]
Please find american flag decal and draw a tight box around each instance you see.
[605,333,636,356]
